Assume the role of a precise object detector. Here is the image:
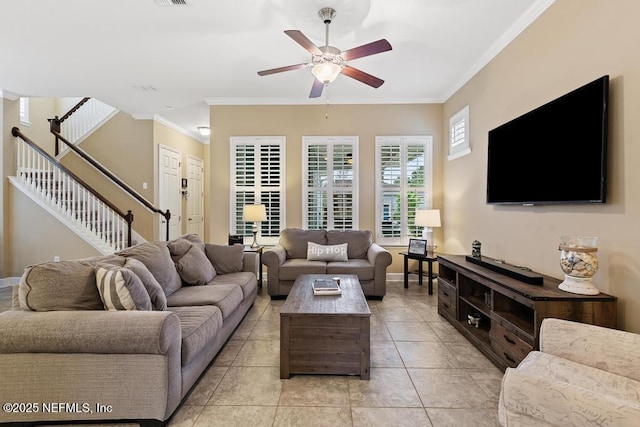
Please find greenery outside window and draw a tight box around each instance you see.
[375,136,433,245]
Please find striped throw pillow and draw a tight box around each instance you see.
[95,265,152,311]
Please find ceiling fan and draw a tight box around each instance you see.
[257,7,392,98]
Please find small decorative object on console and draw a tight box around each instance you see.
[471,240,481,258]
[558,236,600,295]
[467,313,482,328]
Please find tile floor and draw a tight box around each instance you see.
[0,280,504,426]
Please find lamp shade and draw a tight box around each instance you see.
[311,62,341,84]
[243,204,266,222]
[415,209,441,227]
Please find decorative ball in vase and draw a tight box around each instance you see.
[558,236,600,295]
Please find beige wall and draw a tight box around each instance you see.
[7,183,101,274]
[443,0,640,332]
[209,103,444,273]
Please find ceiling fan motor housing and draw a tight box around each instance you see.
[318,7,336,24]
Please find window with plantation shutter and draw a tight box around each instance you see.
[375,136,433,245]
[448,105,471,160]
[303,136,358,230]
[19,97,30,125]
[230,137,285,245]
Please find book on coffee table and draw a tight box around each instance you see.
[312,279,342,296]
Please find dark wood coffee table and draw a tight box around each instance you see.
[280,274,371,380]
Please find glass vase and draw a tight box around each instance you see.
[558,236,599,295]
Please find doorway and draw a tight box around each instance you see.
[158,145,182,240]
[186,155,204,237]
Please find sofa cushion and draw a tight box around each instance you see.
[280,228,327,259]
[307,242,348,262]
[210,272,257,299]
[124,258,167,311]
[205,243,244,275]
[279,259,327,281]
[326,259,375,281]
[168,238,216,285]
[166,284,243,319]
[95,264,153,311]
[170,306,223,367]
[117,241,182,296]
[18,255,125,311]
[326,230,372,259]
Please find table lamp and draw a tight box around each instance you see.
[415,209,441,251]
[243,204,267,248]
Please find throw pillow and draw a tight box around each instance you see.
[307,242,348,262]
[95,264,152,311]
[124,258,167,310]
[116,241,182,296]
[179,233,206,252]
[205,243,244,275]
[18,255,124,311]
[168,238,216,285]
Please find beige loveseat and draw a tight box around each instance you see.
[499,318,640,426]
[262,229,392,299]
[0,235,257,426]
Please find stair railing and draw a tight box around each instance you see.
[47,123,171,240]
[12,127,134,251]
[49,98,116,156]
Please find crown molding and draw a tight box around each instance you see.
[0,90,20,101]
[441,0,556,102]
[204,96,441,106]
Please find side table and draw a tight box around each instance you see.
[400,252,438,295]
[243,245,263,287]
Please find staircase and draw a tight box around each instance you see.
[11,132,136,254]
[55,98,117,155]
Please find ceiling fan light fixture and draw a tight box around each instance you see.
[311,62,341,84]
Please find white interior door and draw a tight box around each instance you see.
[158,145,182,240]
[186,155,204,237]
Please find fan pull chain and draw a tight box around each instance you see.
[325,84,330,120]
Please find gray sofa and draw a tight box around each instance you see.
[0,235,257,426]
[262,229,392,299]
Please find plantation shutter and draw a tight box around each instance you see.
[303,137,358,230]
[375,136,433,245]
[448,105,471,160]
[230,137,285,244]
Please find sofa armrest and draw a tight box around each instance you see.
[367,243,392,267]
[367,243,392,297]
[499,367,640,427]
[540,318,640,381]
[0,310,180,355]
[263,244,287,296]
[263,244,287,267]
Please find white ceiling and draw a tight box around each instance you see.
[0,0,553,142]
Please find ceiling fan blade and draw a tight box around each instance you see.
[309,78,325,98]
[284,30,323,55]
[257,63,308,76]
[340,39,392,61]
[341,66,385,88]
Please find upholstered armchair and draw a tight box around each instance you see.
[499,318,640,426]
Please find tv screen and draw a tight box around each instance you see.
[486,75,609,205]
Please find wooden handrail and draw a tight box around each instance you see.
[58,97,91,123]
[12,126,134,247]
[48,126,171,240]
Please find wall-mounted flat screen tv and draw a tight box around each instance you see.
[486,75,609,205]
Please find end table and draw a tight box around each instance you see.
[243,245,263,287]
[400,252,438,295]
